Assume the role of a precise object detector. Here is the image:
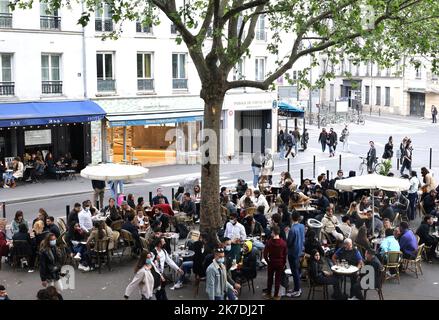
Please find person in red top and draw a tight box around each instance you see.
[263,224,287,300]
[0,219,10,261]
[152,197,174,216]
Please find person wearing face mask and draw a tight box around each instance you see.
[39,233,63,292]
[151,237,184,300]
[224,212,247,262]
[78,200,93,233]
[206,246,238,300]
[124,251,161,300]
[231,240,258,285]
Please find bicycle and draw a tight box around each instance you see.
[358,156,384,175]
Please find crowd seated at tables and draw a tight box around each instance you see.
[2,164,439,301]
[1,151,79,188]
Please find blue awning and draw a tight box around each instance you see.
[278,101,305,118]
[106,111,203,127]
[0,100,106,127]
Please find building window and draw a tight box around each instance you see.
[340,60,345,75]
[233,59,245,81]
[375,86,381,105]
[365,62,371,76]
[386,68,391,77]
[0,53,13,95]
[292,70,298,80]
[96,53,115,92]
[136,20,152,34]
[348,60,352,74]
[95,2,113,32]
[255,14,266,41]
[41,54,62,94]
[365,85,370,105]
[385,87,390,106]
[375,64,381,77]
[172,53,187,89]
[330,84,334,102]
[355,64,360,76]
[40,3,61,30]
[416,67,422,79]
[255,57,266,81]
[0,0,12,28]
[137,53,153,91]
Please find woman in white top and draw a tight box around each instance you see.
[124,251,159,300]
[408,170,421,221]
[239,188,255,209]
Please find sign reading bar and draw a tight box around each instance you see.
[25,129,52,146]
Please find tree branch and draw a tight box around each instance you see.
[221,0,269,25]
[196,0,214,40]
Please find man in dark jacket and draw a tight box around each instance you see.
[423,190,438,216]
[416,215,438,260]
[46,217,61,238]
[39,233,63,290]
[243,215,264,237]
[380,199,396,222]
[314,189,330,220]
[367,141,377,173]
[67,203,81,231]
[254,206,268,231]
[328,128,337,157]
[151,188,169,206]
[284,131,296,159]
[181,192,196,217]
[318,128,328,152]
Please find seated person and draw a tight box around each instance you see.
[321,204,344,241]
[304,229,325,257]
[350,249,382,300]
[332,238,363,268]
[422,190,438,216]
[253,190,269,214]
[122,213,142,255]
[398,222,418,259]
[364,210,383,238]
[309,249,343,299]
[339,215,353,239]
[119,201,135,220]
[313,189,330,219]
[239,189,255,209]
[152,207,170,233]
[136,210,149,231]
[152,197,174,216]
[87,220,117,254]
[180,192,196,217]
[379,228,400,260]
[242,216,265,263]
[254,205,268,232]
[298,179,313,197]
[258,175,272,194]
[416,215,438,261]
[151,188,169,205]
[359,195,372,213]
[45,216,61,239]
[280,180,293,205]
[355,224,372,251]
[380,199,395,222]
[236,179,248,198]
[288,191,311,211]
[231,240,258,283]
[11,223,34,271]
[66,222,91,271]
[221,195,237,215]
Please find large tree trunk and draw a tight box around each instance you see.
[199,89,225,247]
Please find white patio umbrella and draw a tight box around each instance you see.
[80,163,149,181]
[334,174,410,234]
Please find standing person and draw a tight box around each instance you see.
[301,128,309,150]
[318,128,328,152]
[366,141,376,173]
[421,167,436,196]
[286,211,305,298]
[251,152,263,188]
[284,130,295,159]
[432,105,438,123]
[292,127,301,156]
[382,136,394,160]
[400,139,413,176]
[108,181,117,201]
[39,233,63,292]
[408,171,420,221]
[91,180,106,209]
[341,125,349,152]
[262,151,274,185]
[278,130,286,159]
[263,225,287,300]
[124,251,159,300]
[398,137,408,165]
[328,128,337,157]
[206,246,238,300]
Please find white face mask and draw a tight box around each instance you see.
[49,240,57,247]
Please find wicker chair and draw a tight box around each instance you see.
[110,219,124,232]
[119,229,137,261]
[402,244,425,278]
[10,240,32,271]
[88,237,111,273]
[383,251,402,284]
[363,267,385,300]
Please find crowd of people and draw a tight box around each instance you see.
[1,152,77,188]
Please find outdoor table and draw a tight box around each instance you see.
[294,206,317,212]
[6,169,12,172]
[173,249,195,259]
[164,232,179,251]
[331,264,359,296]
[92,215,107,222]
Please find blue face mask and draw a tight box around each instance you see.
[145,259,152,265]
[217,258,225,264]
[225,245,231,252]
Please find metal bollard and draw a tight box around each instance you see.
[300,169,304,186]
[149,191,153,206]
[430,148,432,170]
[326,170,330,179]
[287,158,290,174]
[339,154,342,170]
[2,202,5,219]
[397,158,400,171]
[66,205,70,220]
[171,188,175,200]
[96,200,100,210]
[313,155,316,178]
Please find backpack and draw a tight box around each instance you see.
[285,134,293,147]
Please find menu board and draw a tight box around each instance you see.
[25,129,52,146]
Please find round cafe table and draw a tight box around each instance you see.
[331,265,359,296]
[164,232,179,251]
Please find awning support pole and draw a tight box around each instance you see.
[123,126,127,163]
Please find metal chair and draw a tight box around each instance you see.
[383,251,402,284]
[10,240,32,271]
[57,218,67,234]
[307,276,329,300]
[139,236,150,253]
[363,267,385,300]
[402,244,425,278]
[66,160,78,180]
[119,229,136,261]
